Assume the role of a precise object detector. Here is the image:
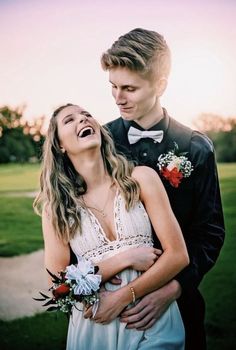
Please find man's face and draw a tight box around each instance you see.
[109,67,159,127]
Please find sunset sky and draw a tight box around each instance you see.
[1,0,236,127]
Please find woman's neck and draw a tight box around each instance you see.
[72,153,109,191]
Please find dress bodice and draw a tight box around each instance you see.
[70,191,153,263]
[67,191,185,350]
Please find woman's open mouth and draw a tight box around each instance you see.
[78,126,95,138]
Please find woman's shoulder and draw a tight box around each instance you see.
[132,166,161,189]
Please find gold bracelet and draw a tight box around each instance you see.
[129,286,136,304]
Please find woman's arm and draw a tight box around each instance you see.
[123,166,189,300]
[42,205,160,286]
[98,246,161,282]
[90,166,189,323]
[42,206,71,286]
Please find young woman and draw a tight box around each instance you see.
[34,103,189,350]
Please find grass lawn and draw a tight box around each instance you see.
[0,313,68,350]
[0,196,43,256]
[0,163,40,193]
[199,162,236,349]
[0,162,235,349]
[0,163,42,256]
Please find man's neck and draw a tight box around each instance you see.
[134,103,164,130]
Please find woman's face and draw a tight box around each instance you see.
[56,105,101,157]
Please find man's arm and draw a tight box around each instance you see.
[175,133,225,290]
[120,279,181,330]
[120,133,225,329]
[106,122,225,328]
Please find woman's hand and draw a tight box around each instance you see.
[84,287,129,324]
[129,246,162,271]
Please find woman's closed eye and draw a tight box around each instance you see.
[81,111,93,118]
[64,117,74,124]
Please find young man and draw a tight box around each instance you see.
[101,28,225,350]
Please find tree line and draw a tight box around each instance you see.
[0,106,235,163]
[0,106,45,163]
[193,113,236,162]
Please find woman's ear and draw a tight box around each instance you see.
[60,145,66,153]
[156,77,168,97]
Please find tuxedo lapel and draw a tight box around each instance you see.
[105,118,132,158]
[166,118,193,153]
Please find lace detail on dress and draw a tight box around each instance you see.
[82,236,152,262]
[70,191,153,263]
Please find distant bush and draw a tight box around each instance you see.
[0,105,45,163]
[194,113,236,162]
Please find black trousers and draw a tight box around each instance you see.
[177,289,206,350]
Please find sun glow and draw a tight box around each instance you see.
[162,42,235,126]
[0,0,235,127]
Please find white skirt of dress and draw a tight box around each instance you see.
[66,268,185,350]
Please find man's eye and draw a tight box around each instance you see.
[127,87,135,92]
[111,85,117,89]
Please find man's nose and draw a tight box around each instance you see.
[115,90,126,105]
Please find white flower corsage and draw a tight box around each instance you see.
[34,256,101,318]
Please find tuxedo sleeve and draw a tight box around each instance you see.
[175,132,225,290]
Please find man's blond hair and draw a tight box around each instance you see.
[101,28,171,80]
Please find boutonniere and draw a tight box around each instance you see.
[157,142,194,188]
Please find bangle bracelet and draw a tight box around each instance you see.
[129,286,136,304]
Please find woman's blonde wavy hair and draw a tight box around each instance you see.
[33,104,140,243]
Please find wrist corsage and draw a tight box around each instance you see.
[34,256,101,318]
[157,142,193,188]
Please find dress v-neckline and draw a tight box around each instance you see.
[86,189,120,243]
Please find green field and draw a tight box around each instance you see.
[200,163,236,350]
[0,313,68,350]
[0,163,42,256]
[0,196,43,256]
[0,163,235,349]
[0,163,40,193]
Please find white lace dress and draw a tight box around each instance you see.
[67,191,185,350]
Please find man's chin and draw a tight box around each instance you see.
[120,113,136,121]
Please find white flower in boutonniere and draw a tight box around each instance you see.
[157,142,194,188]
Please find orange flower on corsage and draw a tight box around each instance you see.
[157,142,193,188]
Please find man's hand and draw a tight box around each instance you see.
[120,280,182,330]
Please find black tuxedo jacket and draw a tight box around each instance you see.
[105,112,225,292]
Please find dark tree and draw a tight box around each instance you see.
[0,106,45,163]
[194,113,236,162]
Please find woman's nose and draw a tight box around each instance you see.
[78,114,88,123]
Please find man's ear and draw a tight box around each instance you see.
[156,77,168,97]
